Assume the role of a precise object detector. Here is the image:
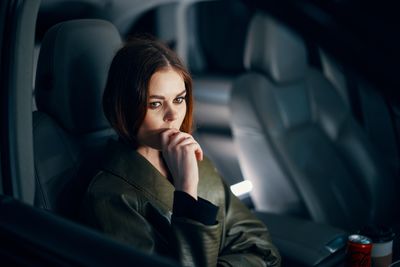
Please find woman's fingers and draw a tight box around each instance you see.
[160,128,179,147]
[165,132,203,161]
[168,132,191,148]
[195,146,203,161]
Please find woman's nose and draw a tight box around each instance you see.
[163,105,178,122]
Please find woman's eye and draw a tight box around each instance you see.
[174,97,185,104]
[149,102,161,109]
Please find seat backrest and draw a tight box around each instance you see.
[34,19,122,219]
[230,12,399,231]
[319,50,400,180]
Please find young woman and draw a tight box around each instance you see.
[80,37,281,267]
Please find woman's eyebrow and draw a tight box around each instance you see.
[149,95,165,100]
[176,89,186,96]
[149,90,186,99]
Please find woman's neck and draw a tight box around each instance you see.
[137,146,168,177]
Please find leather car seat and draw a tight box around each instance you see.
[230,12,400,232]
[319,50,400,180]
[33,19,121,219]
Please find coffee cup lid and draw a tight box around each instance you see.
[359,225,395,243]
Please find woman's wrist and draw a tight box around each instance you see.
[175,182,198,200]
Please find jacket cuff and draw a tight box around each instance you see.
[173,191,219,225]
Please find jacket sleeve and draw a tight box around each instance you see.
[169,181,281,267]
[217,182,281,267]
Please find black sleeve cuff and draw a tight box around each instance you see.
[173,191,219,225]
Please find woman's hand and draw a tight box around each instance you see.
[160,129,203,199]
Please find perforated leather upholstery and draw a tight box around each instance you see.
[231,13,399,231]
[34,19,121,218]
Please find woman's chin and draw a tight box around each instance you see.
[138,129,166,150]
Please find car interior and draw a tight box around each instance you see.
[231,11,399,230]
[1,0,400,266]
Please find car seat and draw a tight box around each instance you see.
[319,49,400,180]
[230,12,400,232]
[33,19,121,219]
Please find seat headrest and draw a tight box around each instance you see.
[35,19,122,134]
[244,13,308,84]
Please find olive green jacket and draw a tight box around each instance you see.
[80,140,281,267]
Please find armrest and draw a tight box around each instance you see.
[254,211,347,267]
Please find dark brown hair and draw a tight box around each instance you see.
[103,37,193,148]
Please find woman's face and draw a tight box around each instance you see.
[137,68,187,150]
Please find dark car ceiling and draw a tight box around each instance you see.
[36,0,177,42]
[248,0,400,100]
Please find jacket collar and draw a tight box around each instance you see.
[101,139,175,211]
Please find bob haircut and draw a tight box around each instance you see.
[103,37,193,148]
